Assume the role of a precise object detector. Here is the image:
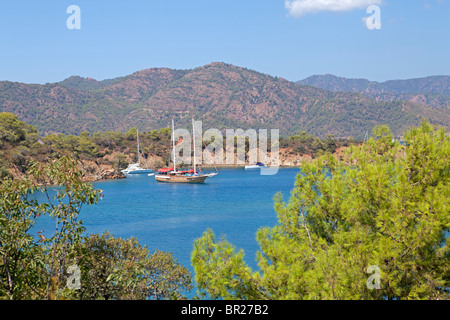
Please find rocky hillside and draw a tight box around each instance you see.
[297,74,450,109]
[1,63,449,139]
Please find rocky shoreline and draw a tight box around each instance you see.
[76,160,126,182]
[5,147,348,184]
[88,146,348,182]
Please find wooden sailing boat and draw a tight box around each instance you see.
[155,119,217,183]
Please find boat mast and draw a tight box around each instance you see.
[172,119,177,172]
[192,119,196,174]
[137,128,140,167]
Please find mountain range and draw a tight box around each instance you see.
[298,74,450,109]
[0,62,448,139]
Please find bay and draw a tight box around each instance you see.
[33,167,300,280]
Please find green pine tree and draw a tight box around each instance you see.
[191,120,450,300]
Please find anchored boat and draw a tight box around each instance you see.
[155,119,217,183]
[245,162,267,170]
[121,129,153,175]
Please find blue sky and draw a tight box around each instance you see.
[0,0,448,84]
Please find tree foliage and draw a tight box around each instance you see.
[192,121,450,300]
[74,231,192,300]
[0,156,101,299]
[279,132,345,158]
[0,156,192,300]
[0,112,173,175]
[0,112,36,146]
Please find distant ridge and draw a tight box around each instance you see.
[0,62,448,139]
[297,74,450,109]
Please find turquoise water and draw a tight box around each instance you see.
[34,167,300,276]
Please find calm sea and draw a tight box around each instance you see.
[33,167,300,288]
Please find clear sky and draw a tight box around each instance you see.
[0,0,449,84]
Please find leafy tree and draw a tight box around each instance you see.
[0,156,101,299]
[1,156,192,300]
[192,121,450,300]
[29,156,102,299]
[75,132,98,158]
[324,135,337,153]
[147,129,160,141]
[114,154,128,170]
[158,127,172,141]
[0,177,47,299]
[74,231,192,300]
[92,131,124,149]
[0,112,36,147]
[125,127,137,141]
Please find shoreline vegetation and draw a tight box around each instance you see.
[0,112,359,183]
[1,117,448,300]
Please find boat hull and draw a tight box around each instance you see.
[124,169,154,174]
[245,165,267,170]
[155,174,208,183]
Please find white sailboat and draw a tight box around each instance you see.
[245,162,267,170]
[121,129,154,175]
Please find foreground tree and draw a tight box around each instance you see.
[0,156,101,299]
[72,231,192,300]
[0,177,46,299]
[192,121,450,300]
[1,156,192,300]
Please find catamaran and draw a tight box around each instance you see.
[121,129,154,175]
[155,119,217,183]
